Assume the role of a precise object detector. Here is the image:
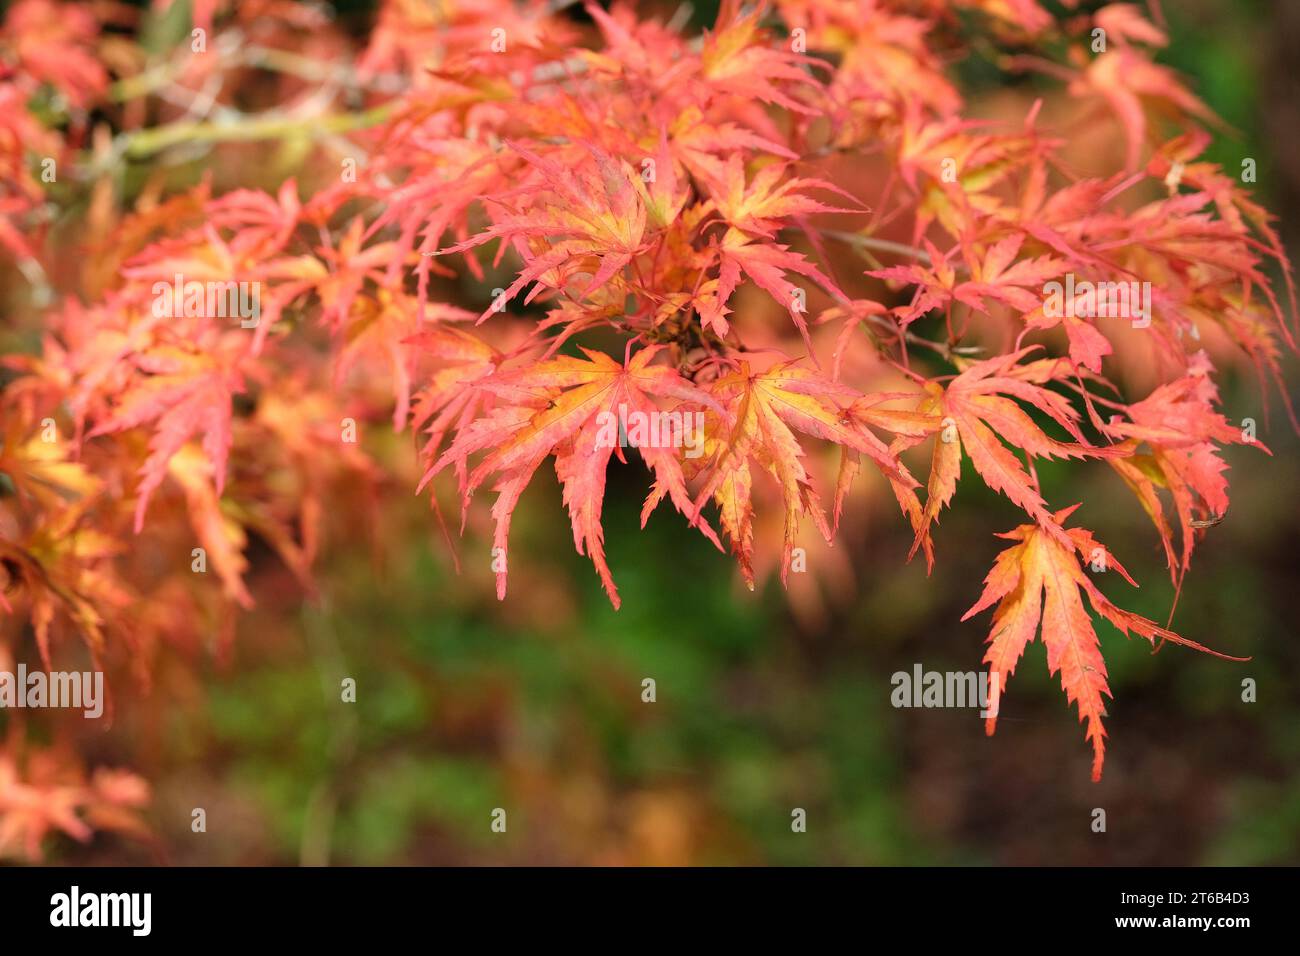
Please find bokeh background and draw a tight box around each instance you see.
[16,0,1300,866]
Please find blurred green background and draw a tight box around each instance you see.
[52,0,1300,865]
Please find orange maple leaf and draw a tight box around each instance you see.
[962,504,1244,781]
[684,361,911,587]
[421,346,721,607]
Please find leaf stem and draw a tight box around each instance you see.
[118,104,395,161]
[820,229,934,262]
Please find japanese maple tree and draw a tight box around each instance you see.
[0,0,1294,857]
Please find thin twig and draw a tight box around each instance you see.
[821,229,934,263]
[118,103,396,161]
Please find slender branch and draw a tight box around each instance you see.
[854,310,984,360]
[118,103,396,161]
[820,229,934,263]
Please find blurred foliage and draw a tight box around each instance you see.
[47,0,1300,866]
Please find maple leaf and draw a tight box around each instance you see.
[205,180,303,259]
[870,234,1065,325]
[964,0,1053,35]
[0,414,101,509]
[580,1,691,82]
[1024,303,1116,374]
[439,142,648,319]
[0,498,127,665]
[409,324,506,490]
[243,382,381,589]
[962,505,1242,780]
[793,1,961,120]
[421,346,721,607]
[0,749,149,861]
[629,132,692,230]
[1073,43,1219,174]
[698,4,825,115]
[2,0,108,110]
[1148,134,1299,352]
[0,751,93,860]
[407,324,508,560]
[690,155,857,341]
[893,108,990,195]
[701,154,856,240]
[698,227,847,345]
[168,444,254,610]
[1103,355,1266,599]
[81,767,152,843]
[87,342,245,532]
[335,289,475,431]
[956,233,1069,315]
[683,361,911,587]
[668,107,799,184]
[876,348,1115,567]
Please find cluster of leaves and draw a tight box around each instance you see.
[0,0,1294,856]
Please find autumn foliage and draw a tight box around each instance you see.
[0,0,1295,858]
